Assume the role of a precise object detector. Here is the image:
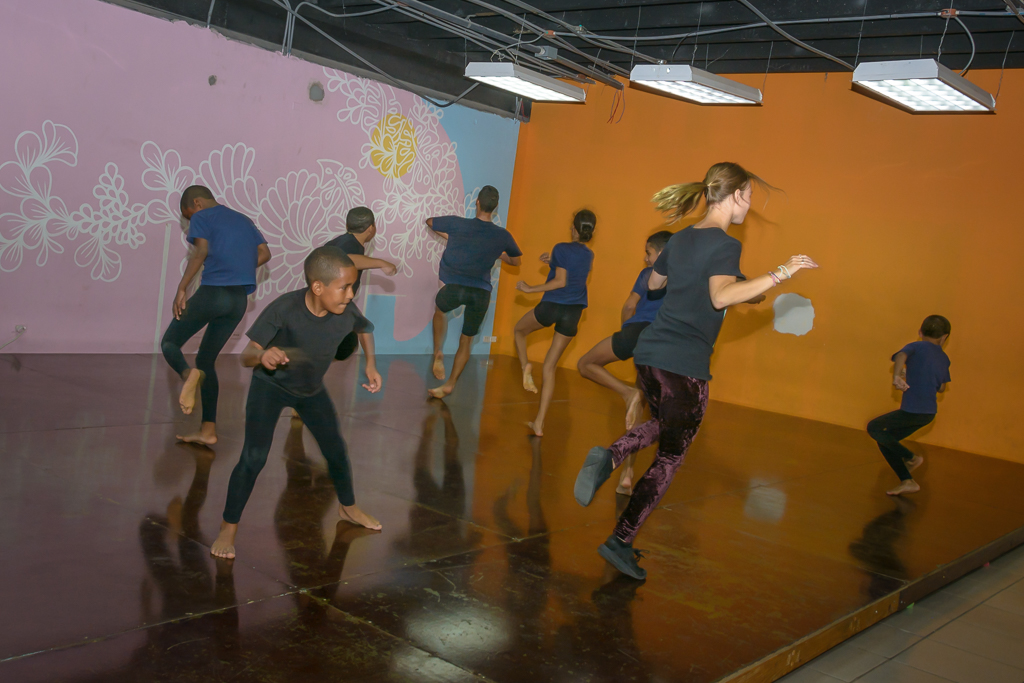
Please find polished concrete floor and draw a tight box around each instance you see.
[1,353,1023,683]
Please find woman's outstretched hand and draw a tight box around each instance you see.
[781,254,819,277]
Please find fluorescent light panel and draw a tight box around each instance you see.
[464,62,585,102]
[852,59,994,112]
[629,64,762,105]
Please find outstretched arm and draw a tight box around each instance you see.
[708,255,819,310]
[425,218,448,240]
[517,267,565,294]
[173,238,209,319]
[500,252,522,266]
[348,253,398,276]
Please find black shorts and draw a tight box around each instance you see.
[435,284,491,337]
[534,301,586,337]
[334,330,359,361]
[611,321,651,361]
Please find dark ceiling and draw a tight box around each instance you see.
[117,0,1024,116]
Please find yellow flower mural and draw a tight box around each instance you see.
[368,113,418,179]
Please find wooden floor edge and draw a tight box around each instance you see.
[716,524,1024,683]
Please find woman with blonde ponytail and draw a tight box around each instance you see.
[573,162,819,580]
[514,209,596,437]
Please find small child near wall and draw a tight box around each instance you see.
[867,315,952,496]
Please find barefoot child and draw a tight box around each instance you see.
[425,186,522,398]
[574,162,818,580]
[211,246,382,559]
[513,209,596,437]
[867,315,951,497]
[161,185,271,445]
[324,206,398,362]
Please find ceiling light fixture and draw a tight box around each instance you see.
[629,64,762,105]
[464,62,586,102]
[852,59,995,113]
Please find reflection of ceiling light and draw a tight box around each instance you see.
[464,62,585,102]
[852,59,995,112]
[629,64,762,105]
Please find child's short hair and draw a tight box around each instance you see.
[478,186,499,213]
[346,207,375,234]
[646,230,673,252]
[304,246,354,287]
[180,185,214,212]
[921,314,951,339]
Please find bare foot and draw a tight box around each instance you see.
[624,389,643,430]
[177,421,217,445]
[210,521,238,559]
[526,420,543,437]
[907,455,924,473]
[340,504,382,531]
[522,364,538,394]
[428,385,453,399]
[179,369,205,415]
[432,355,446,380]
[887,479,921,496]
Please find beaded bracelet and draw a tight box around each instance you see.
[768,271,781,285]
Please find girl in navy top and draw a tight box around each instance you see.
[577,230,672,494]
[513,209,596,437]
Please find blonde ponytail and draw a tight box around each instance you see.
[653,162,775,224]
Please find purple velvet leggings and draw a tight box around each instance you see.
[609,365,709,543]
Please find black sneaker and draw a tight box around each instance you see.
[598,534,648,580]
[574,446,613,506]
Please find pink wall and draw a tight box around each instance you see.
[0,0,516,353]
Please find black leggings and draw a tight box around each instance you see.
[223,378,355,524]
[161,285,248,423]
[867,410,934,481]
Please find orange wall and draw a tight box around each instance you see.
[493,69,1024,463]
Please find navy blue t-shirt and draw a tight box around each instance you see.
[187,205,267,294]
[433,216,522,292]
[895,341,951,414]
[623,267,664,326]
[541,242,593,307]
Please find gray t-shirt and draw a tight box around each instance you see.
[246,289,372,397]
[633,227,745,380]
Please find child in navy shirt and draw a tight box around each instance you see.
[513,209,596,437]
[867,315,952,496]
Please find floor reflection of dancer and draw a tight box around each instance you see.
[137,447,240,673]
[161,185,271,445]
[513,210,596,437]
[211,247,383,559]
[577,230,673,494]
[275,416,376,611]
[574,162,819,580]
[867,315,951,497]
[426,186,522,397]
[849,498,914,599]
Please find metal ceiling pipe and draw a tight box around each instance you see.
[735,0,854,70]
[384,0,624,88]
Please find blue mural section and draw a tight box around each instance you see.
[365,104,520,356]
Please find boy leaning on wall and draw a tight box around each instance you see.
[867,315,952,497]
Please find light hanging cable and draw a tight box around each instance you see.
[851,59,995,112]
[629,64,762,105]
[465,62,586,102]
